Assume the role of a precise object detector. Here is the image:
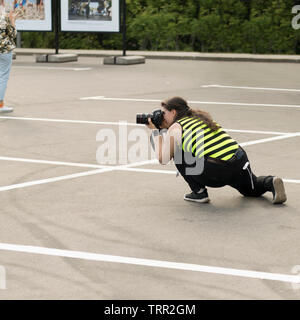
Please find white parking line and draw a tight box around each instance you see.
[202,84,300,92]
[121,167,176,175]
[0,117,297,191]
[0,152,298,193]
[0,116,143,127]
[0,159,158,192]
[0,168,107,192]
[224,128,289,135]
[80,96,300,109]
[0,156,105,169]
[80,96,160,102]
[0,116,290,135]
[240,132,300,147]
[0,242,299,284]
[125,168,300,184]
[14,66,92,71]
[283,179,300,184]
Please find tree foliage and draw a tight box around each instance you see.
[21,0,300,54]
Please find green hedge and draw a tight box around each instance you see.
[21,0,300,54]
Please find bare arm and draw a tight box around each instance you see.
[8,11,18,27]
[5,11,18,39]
[148,120,182,165]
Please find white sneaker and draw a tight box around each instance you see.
[0,106,14,113]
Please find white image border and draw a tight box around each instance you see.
[15,0,52,31]
[61,0,120,33]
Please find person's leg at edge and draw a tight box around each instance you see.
[175,147,287,205]
[0,52,14,113]
[229,149,287,204]
[232,174,287,204]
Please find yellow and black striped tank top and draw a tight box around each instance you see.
[177,116,239,161]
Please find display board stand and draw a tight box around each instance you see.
[36,0,77,63]
[104,0,145,65]
[35,0,144,65]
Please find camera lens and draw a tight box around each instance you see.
[136,113,149,125]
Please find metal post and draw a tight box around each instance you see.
[122,0,126,56]
[16,32,21,48]
[54,0,59,54]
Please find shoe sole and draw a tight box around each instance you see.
[184,196,210,203]
[272,177,287,204]
[0,109,13,113]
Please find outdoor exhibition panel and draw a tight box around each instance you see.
[3,0,52,31]
[60,0,120,33]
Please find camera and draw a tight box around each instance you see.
[136,109,164,129]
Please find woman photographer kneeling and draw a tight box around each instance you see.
[146,96,287,205]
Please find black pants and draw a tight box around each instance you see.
[175,148,273,197]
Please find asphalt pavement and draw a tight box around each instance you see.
[0,54,299,299]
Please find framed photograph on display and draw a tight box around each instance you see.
[61,0,120,33]
[2,0,52,31]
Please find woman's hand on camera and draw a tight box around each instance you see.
[146,117,158,130]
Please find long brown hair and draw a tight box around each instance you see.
[161,96,219,131]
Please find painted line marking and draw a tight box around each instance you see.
[120,167,176,175]
[0,116,143,127]
[0,159,158,192]
[0,116,290,135]
[283,179,300,184]
[1,155,299,184]
[0,242,299,284]
[202,84,300,92]
[121,168,300,183]
[14,66,92,71]
[240,132,300,147]
[79,96,300,109]
[4,158,169,176]
[0,156,105,169]
[80,96,106,100]
[0,168,107,192]
[122,168,300,184]
[80,97,160,102]
[224,128,289,135]
[0,152,298,193]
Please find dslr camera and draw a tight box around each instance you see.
[136,109,164,129]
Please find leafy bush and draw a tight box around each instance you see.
[21,0,300,54]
